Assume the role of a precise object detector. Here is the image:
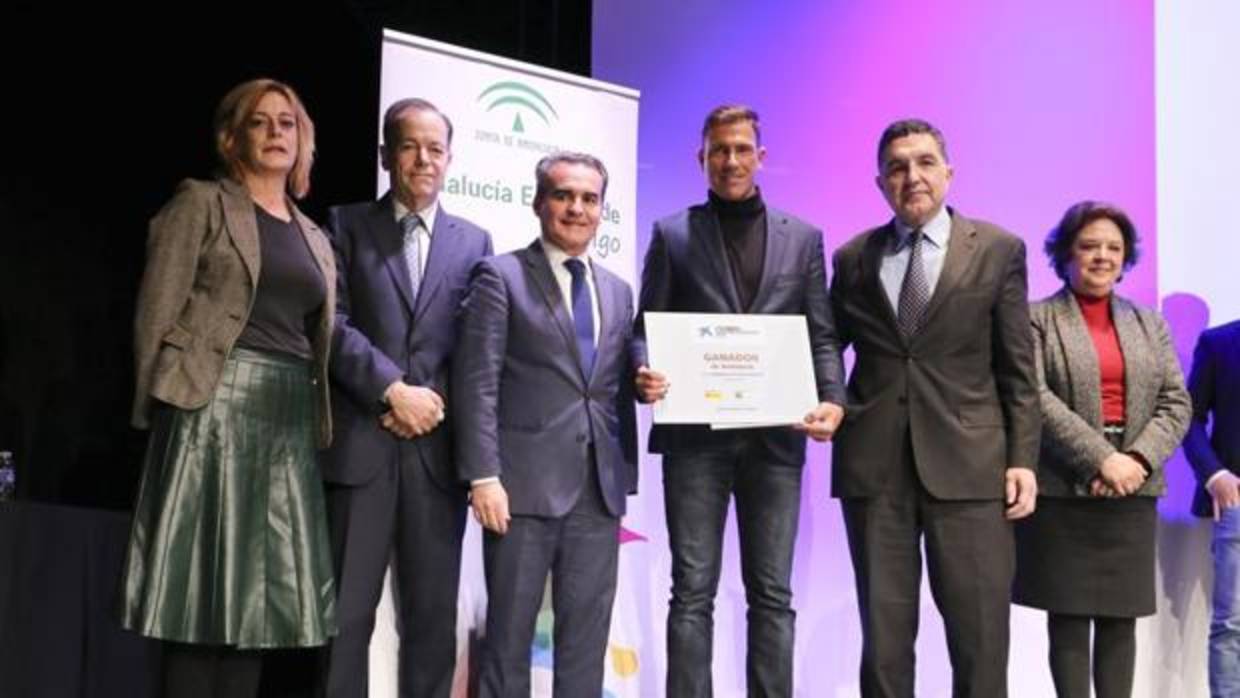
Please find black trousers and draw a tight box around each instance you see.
[662,445,803,698]
[841,435,1015,698]
[322,451,468,698]
[476,466,619,698]
[163,642,262,698]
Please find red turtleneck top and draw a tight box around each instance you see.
[1075,291,1125,424]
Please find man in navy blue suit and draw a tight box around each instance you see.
[320,98,493,698]
[1185,319,1240,697]
[454,152,637,698]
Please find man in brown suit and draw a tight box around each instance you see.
[829,118,1041,698]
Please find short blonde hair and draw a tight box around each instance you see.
[213,78,316,199]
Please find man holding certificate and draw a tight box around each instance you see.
[633,104,847,698]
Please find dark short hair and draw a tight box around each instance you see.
[533,152,609,206]
[701,104,761,146]
[1044,201,1141,282]
[876,118,948,170]
[381,98,453,150]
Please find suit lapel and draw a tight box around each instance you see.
[521,241,588,386]
[748,210,789,311]
[590,266,620,388]
[1113,296,1152,428]
[291,203,336,356]
[412,210,458,321]
[219,178,260,288]
[1054,289,1103,428]
[695,205,742,312]
[920,211,979,329]
[369,196,418,316]
[861,224,900,335]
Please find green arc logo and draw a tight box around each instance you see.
[477,81,559,133]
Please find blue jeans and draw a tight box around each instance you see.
[1212,506,1240,697]
[662,447,803,698]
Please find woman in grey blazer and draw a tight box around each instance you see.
[1014,201,1190,698]
[118,79,337,698]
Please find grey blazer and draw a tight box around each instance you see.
[1031,287,1190,497]
[830,211,1041,500]
[132,178,336,446]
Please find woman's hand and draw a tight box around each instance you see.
[1096,452,1147,496]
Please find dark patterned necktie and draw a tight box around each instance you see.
[897,229,929,337]
[400,213,423,299]
[565,258,596,377]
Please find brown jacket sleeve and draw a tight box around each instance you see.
[132,179,222,428]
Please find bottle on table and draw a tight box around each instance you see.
[0,451,16,501]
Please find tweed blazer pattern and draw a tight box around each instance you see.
[1031,287,1190,497]
[132,178,337,446]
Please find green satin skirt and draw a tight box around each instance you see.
[119,348,336,648]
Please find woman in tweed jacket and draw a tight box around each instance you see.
[119,79,337,697]
[1013,201,1190,698]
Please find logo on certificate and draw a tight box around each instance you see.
[694,323,763,343]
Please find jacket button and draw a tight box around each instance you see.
[576,434,587,443]
[897,396,908,405]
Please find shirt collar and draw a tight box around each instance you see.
[539,237,591,271]
[392,197,439,236]
[892,205,951,250]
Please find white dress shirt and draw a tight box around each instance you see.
[879,205,952,313]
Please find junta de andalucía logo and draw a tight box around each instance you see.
[477,81,559,133]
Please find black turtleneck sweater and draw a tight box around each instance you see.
[711,189,767,311]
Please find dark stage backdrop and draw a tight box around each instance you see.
[0,0,591,510]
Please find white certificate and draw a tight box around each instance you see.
[644,312,819,426]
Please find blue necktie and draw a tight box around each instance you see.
[564,258,596,378]
[400,213,423,299]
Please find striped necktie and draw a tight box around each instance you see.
[400,213,424,299]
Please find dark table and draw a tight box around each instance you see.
[0,500,161,698]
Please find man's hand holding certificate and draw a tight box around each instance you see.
[638,312,840,438]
